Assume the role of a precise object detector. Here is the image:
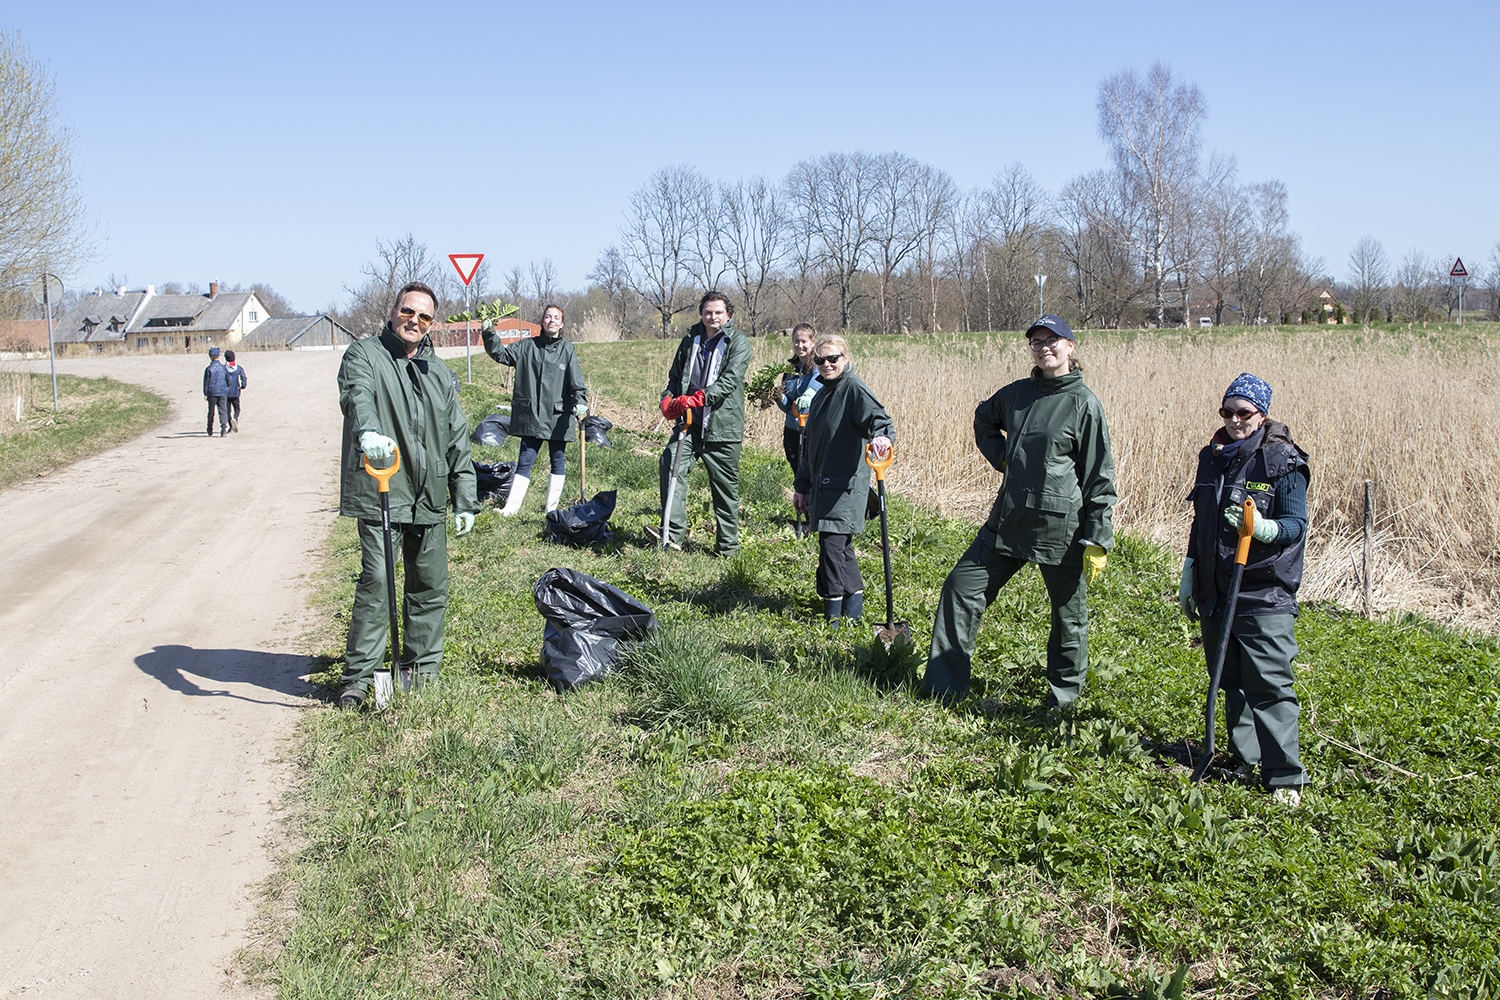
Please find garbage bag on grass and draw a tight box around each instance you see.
[474,461,515,505]
[534,566,655,691]
[544,490,616,547]
[582,414,614,449]
[471,413,512,447]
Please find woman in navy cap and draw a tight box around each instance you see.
[921,315,1116,709]
[1180,372,1310,806]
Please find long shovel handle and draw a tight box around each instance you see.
[865,443,897,625]
[1192,498,1257,782]
[578,399,587,505]
[660,409,691,551]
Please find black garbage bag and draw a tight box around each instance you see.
[582,414,614,449]
[543,491,616,547]
[474,461,515,504]
[534,566,655,691]
[471,413,511,447]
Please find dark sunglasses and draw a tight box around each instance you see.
[813,353,843,365]
[398,306,435,326]
[1219,406,1259,420]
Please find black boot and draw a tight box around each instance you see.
[844,591,864,621]
[823,597,843,625]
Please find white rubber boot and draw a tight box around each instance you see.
[544,473,567,512]
[501,475,530,516]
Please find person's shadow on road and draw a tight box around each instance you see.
[135,645,320,705]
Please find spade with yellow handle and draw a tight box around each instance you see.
[1191,497,1256,783]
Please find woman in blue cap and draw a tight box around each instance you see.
[921,315,1116,709]
[1180,373,1310,806]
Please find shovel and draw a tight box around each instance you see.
[659,407,692,552]
[795,407,810,538]
[578,391,588,505]
[1191,497,1256,783]
[363,447,405,709]
[864,442,911,648]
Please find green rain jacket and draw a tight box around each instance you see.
[481,330,588,441]
[793,371,895,534]
[976,369,1116,566]
[338,325,477,524]
[661,321,752,444]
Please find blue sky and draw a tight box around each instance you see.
[7,0,1497,311]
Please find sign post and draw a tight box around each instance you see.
[38,272,63,412]
[1034,273,1047,317]
[1450,258,1468,326]
[448,253,484,383]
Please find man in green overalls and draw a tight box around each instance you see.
[650,292,752,557]
[336,282,477,709]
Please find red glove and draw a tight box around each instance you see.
[687,390,706,409]
[661,395,686,420]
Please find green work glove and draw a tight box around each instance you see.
[359,431,396,461]
[1083,544,1107,585]
[1223,505,1279,543]
[796,390,815,414]
[480,318,494,334]
[454,511,474,536]
[573,403,589,420]
[1179,557,1198,620]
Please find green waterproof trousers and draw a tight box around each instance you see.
[341,518,450,694]
[658,434,740,555]
[922,529,1089,707]
[1199,613,1305,789]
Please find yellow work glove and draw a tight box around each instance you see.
[1083,544,1108,585]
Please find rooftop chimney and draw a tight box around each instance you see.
[117,286,126,296]
[146,285,155,295]
[209,280,219,298]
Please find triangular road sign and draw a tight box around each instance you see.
[1451,257,1468,278]
[448,253,484,286]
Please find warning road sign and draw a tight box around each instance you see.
[448,253,484,286]
[1450,257,1468,279]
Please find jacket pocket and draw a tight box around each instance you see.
[817,474,856,492]
[1021,489,1075,514]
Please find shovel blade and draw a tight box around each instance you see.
[372,670,394,709]
[873,621,913,649]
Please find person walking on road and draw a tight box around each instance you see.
[203,346,230,437]
[335,282,477,710]
[649,292,752,557]
[792,334,893,624]
[921,315,1117,709]
[481,303,588,515]
[1180,373,1310,806]
[223,350,247,432]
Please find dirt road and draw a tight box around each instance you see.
[0,351,344,997]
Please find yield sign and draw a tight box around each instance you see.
[1450,257,1469,278]
[448,253,484,286]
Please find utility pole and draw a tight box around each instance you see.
[1034,273,1048,317]
[41,273,61,412]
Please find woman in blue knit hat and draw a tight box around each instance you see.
[1180,372,1310,806]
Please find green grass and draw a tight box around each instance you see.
[256,357,1500,999]
[0,373,169,491]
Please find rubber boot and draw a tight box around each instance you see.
[844,591,864,621]
[544,473,567,512]
[824,597,843,626]
[501,475,530,516]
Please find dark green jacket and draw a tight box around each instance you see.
[661,321,752,444]
[794,371,894,534]
[338,326,477,524]
[977,369,1115,566]
[481,330,587,441]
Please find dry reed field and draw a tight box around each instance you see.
[734,327,1500,630]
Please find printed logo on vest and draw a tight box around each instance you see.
[1245,481,1271,492]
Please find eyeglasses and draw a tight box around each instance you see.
[1029,336,1064,351]
[398,306,435,327]
[1219,407,1259,420]
[813,353,843,365]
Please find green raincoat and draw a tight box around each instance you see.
[661,321,752,442]
[481,330,587,441]
[793,371,894,534]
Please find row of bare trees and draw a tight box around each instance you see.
[1342,236,1500,324]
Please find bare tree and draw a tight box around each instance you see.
[1394,249,1433,322]
[1097,62,1206,328]
[342,233,439,336]
[0,32,95,318]
[528,258,558,310]
[589,245,632,332]
[1054,169,1139,329]
[866,152,925,334]
[1346,235,1389,325]
[1234,181,1292,326]
[719,176,787,336]
[910,162,958,332]
[681,171,726,294]
[1199,159,1249,326]
[786,151,879,331]
[619,166,702,338]
[979,163,1048,329]
[1488,242,1500,321]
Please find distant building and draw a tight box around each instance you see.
[0,320,50,352]
[428,316,541,348]
[51,282,271,354]
[237,314,354,350]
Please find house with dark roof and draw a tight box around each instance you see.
[51,282,271,354]
[237,314,354,350]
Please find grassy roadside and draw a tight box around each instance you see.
[0,373,170,492]
[257,355,1500,998]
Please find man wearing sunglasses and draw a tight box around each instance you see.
[650,292,752,556]
[335,282,478,709]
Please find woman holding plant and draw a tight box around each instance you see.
[775,323,822,473]
[921,315,1116,710]
[1180,373,1309,806]
[793,333,894,624]
[482,304,588,516]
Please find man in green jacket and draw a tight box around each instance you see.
[336,282,478,709]
[922,315,1117,709]
[650,292,752,557]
